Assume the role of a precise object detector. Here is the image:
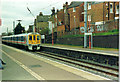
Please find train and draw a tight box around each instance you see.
[2,32,41,50]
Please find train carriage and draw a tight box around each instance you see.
[2,32,41,50]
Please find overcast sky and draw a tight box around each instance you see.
[0,0,74,34]
[0,0,114,35]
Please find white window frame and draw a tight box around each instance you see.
[116,5,119,14]
[88,15,91,21]
[59,21,62,25]
[110,3,113,13]
[106,3,108,6]
[55,14,57,18]
[106,13,108,17]
[64,9,66,13]
[88,3,91,10]
[73,7,76,12]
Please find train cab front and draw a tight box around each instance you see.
[28,34,41,50]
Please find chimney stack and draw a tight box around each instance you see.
[51,7,55,16]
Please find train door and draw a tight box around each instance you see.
[28,35,32,44]
[33,35,37,44]
[36,35,40,44]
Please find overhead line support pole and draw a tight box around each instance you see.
[84,2,87,48]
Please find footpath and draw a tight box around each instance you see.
[41,44,119,57]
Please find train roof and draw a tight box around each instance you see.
[2,32,40,38]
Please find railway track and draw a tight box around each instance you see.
[33,51,118,80]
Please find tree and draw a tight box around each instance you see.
[8,32,13,36]
[14,22,25,35]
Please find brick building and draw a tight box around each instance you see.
[86,2,119,33]
[57,1,84,36]
[57,1,119,36]
[48,7,58,34]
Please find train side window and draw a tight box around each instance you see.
[15,37,16,41]
[21,36,24,41]
[21,36,25,41]
[37,36,40,40]
[23,36,25,41]
[18,37,20,41]
[29,36,32,40]
[16,37,18,41]
[13,37,15,41]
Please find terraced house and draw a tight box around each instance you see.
[57,1,119,36]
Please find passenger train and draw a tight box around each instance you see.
[2,32,41,50]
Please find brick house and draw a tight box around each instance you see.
[57,1,84,36]
[87,2,119,33]
[57,9,65,36]
[48,7,58,34]
[57,1,119,36]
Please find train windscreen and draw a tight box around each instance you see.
[29,36,32,40]
[37,36,40,40]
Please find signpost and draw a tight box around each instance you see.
[85,33,93,48]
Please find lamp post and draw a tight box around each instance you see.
[27,6,36,33]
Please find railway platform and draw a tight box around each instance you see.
[41,44,119,57]
[1,44,113,80]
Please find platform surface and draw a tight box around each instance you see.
[0,44,111,80]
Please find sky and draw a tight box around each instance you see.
[0,0,74,34]
[0,0,115,35]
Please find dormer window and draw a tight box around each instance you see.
[88,3,91,10]
[73,7,76,12]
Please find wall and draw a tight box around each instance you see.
[56,35,118,49]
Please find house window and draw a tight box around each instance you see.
[88,15,91,21]
[116,5,119,14]
[55,14,57,18]
[56,22,57,26]
[106,13,108,17]
[59,21,62,25]
[73,7,76,12]
[110,3,113,13]
[106,3,108,6]
[64,9,66,13]
[88,3,91,10]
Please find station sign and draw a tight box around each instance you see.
[41,35,45,39]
